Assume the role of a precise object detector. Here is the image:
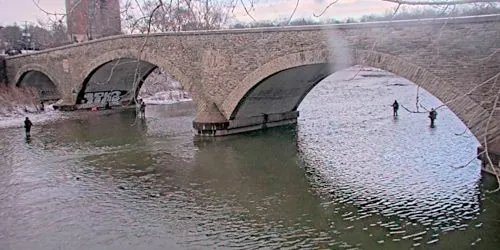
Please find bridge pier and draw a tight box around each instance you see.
[477,138,500,177]
[193,105,298,136]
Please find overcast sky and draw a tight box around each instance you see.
[0,0,397,26]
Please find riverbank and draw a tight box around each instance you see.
[0,88,192,129]
[0,85,43,116]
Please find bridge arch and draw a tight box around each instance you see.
[221,49,488,141]
[76,49,193,106]
[14,64,62,101]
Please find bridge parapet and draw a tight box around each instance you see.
[1,15,499,148]
[4,14,500,62]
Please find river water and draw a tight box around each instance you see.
[1,67,499,249]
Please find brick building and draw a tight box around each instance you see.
[66,0,121,42]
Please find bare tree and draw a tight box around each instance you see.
[122,0,242,33]
[383,0,500,5]
[0,22,70,51]
[35,20,71,48]
[315,0,500,17]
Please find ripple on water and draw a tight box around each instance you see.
[297,68,483,246]
[0,68,494,249]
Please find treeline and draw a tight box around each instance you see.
[360,3,500,22]
[229,3,500,28]
[0,21,70,54]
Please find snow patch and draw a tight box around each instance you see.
[0,104,62,129]
[140,90,192,105]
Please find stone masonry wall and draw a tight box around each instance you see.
[4,15,500,141]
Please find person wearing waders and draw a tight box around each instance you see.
[140,101,146,119]
[429,108,437,128]
[392,100,399,117]
[24,117,33,137]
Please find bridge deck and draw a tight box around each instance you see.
[5,14,500,60]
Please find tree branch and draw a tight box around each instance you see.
[383,0,500,5]
[239,0,257,22]
[313,0,340,17]
[288,0,301,25]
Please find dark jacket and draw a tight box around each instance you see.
[429,110,437,119]
[392,101,399,109]
[24,119,32,129]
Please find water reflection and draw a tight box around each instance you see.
[1,68,500,249]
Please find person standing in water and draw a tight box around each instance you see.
[140,101,146,119]
[429,108,437,128]
[392,100,399,117]
[24,117,33,137]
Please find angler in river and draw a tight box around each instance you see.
[24,117,32,137]
[429,108,438,128]
[392,100,399,117]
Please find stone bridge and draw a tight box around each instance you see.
[4,15,500,146]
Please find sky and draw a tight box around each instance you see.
[0,0,397,26]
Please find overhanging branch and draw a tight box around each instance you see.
[383,0,500,5]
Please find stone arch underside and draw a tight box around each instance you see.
[231,63,334,119]
[221,49,493,142]
[15,66,62,102]
[76,49,194,107]
[77,58,158,106]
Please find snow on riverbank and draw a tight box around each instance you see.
[0,104,62,129]
[0,89,193,129]
[140,90,192,105]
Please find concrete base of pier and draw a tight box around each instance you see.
[193,110,299,136]
[54,102,136,112]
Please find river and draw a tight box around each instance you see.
[1,67,499,249]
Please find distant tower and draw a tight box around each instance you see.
[66,0,121,42]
